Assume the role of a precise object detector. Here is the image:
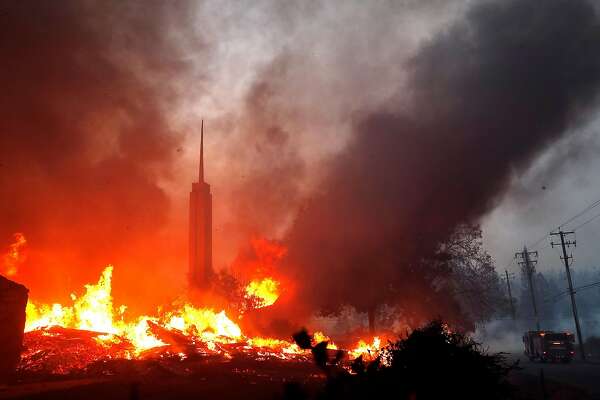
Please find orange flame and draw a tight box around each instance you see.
[244,277,280,308]
[349,337,382,359]
[24,264,373,363]
[26,265,117,334]
[24,266,288,356]
[313,331,338,350]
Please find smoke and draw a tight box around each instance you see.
[282,0,600,324]
[473,320,523,354]
[199,0,466,270]
[209,56,308,268]
[0,0,202,308]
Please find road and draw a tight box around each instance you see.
[509,353,600,399]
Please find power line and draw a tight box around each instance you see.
[575,280,600,292]
[544,279,600,303]
[524,195,600,251]
[572,210,600,231]
[558,197,600,230]
[527,233,550,251]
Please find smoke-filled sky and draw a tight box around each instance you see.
[2,0,600,313]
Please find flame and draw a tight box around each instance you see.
[165,305,242,341]
[73,265,116,333]
[121,317,166,353]
[246,337,303,356]
[24,264,372,367]
[349,336,381,359]
[25,302,75,331]
[244,277,280,308]
[2,232,26,276]
[26,266,267,356]
[25,266,166,353]
[313,331,338,349]
[25,265,116,334]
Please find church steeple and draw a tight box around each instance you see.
[189,118,212,289]
[199,119,204,183]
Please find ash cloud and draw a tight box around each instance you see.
[0,1,201,305]
[283,0,600,323]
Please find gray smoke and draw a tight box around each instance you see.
[282,0,600,325]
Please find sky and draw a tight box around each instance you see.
[483,116,600,280]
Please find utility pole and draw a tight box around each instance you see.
[505,270,516,320]
[551,230,585,360]
[516,246,540,330]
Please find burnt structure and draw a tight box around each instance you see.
[0,276,28,384]
[189,120,213,288]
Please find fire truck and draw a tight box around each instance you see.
[522,331,575,363]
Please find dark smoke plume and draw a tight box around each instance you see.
[0,1,199,307]
[284,0,600,325]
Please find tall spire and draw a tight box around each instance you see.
[199,119,204,182]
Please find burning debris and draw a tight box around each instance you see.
[20,265,387,377]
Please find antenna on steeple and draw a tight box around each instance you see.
[199,119,204,182]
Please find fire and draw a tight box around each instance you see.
[120,316,166,352]
[24,265,287,358]
[229,238,287,311]
[350,336,382,359]
[73,265,116,333]
[313,331,338,350]
[164,305,242,341]
[2,232,26,276]
[25,303,75,331]
[23,264,378,373]
[25,265,117,334]
[244,277,280,308]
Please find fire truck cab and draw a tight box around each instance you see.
[523,331,575,363]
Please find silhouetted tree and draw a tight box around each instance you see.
[290,320,516,400]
